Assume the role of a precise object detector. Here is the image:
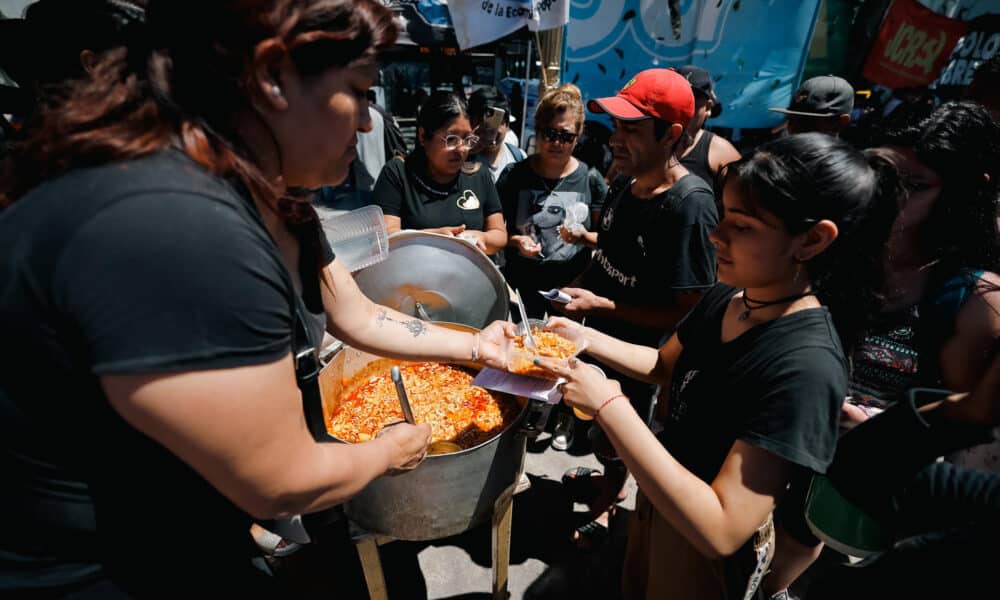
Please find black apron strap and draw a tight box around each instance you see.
[290,293,330,442]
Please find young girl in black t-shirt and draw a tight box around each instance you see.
[536,133,903,599]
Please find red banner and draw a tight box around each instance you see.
[863,0,968,89]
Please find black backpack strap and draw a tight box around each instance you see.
[290,293,329,442]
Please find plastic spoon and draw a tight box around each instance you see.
[514,289,537,351]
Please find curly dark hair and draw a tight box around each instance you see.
[881,101,1000,283]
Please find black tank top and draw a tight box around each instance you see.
[680,130,715,192]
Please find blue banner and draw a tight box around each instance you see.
[565,0,823,129]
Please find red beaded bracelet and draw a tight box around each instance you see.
[595,393,628,418]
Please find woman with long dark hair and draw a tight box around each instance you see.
[841,101,1000,433]
[0,1,511,596]
[536,133,902,599]
[373,90,507,254]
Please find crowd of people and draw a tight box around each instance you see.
[1,1,999,599]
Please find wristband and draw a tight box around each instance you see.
[595,393,627,418]
[470,333,480,362]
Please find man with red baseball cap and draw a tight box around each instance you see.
[587,67,697,125]
[554,68,719,548]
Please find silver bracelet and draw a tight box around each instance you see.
[470,333,480,362]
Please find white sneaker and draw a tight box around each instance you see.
[515,471,532,494]
[551,414,574,451]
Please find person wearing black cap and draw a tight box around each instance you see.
[0,0,146,161]
[675,65,741,192]
[969,53,1000,121]
[769,75,855,137]
[0,0,146,116]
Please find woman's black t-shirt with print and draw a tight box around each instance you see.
[661,283,846,596]
[496,159,607,316]
[373,150,502,231]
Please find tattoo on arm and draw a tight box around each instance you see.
[375,307,428,337]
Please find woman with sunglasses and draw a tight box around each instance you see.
[373,90,507,254]
[0,2,513,596]
[496,84,606,319]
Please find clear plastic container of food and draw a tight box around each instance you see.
[506,318,587,380]
[319,204,389,272]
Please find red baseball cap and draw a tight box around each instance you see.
[588,69,695,125]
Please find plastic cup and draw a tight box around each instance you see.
[320,205,389,272]
[570,364,606,421]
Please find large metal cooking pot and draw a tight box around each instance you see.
[316,324,541,541]
[353,231,510,329]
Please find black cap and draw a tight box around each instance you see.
[674,65,722,118]
[770,75,854,118]
[0,0,145,91]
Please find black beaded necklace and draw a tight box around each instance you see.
[739,290,815,321]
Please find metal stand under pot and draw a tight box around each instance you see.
[315,232,551,599]
[350,456,529,600]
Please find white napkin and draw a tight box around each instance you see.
[472,367,564,404]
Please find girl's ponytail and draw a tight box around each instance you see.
[725,134,904,355]
[819,150,904,352]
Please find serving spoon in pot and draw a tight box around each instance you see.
[390,365,416,425]
[390,365,461,455]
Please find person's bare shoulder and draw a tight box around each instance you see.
[958,270,1000,333]
[941,270,1000,390]
[709,133,741,172]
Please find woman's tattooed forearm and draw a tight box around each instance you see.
[375,308,428,337]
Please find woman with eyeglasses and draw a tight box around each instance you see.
[373,91,507,254]
[496,84,607,319]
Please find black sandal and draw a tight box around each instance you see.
[573,518,609,550]
[561,466,602,502]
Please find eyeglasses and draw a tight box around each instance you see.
[540,128,578,144]
[438,134,480,150]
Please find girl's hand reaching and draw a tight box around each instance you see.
[534,357,623,419]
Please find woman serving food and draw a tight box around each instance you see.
[0,1,512,596]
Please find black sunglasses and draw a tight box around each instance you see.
[540,127,578,144]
